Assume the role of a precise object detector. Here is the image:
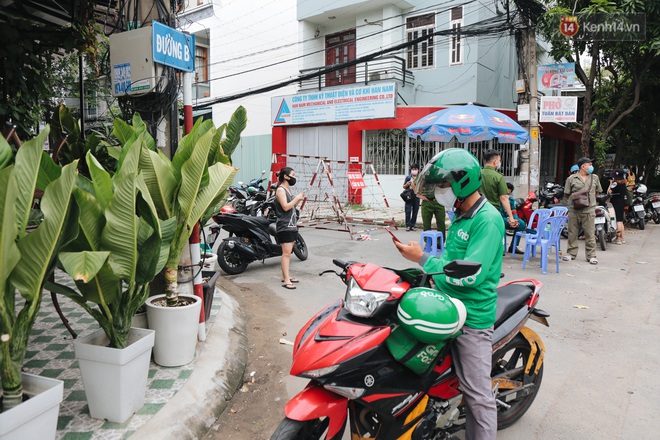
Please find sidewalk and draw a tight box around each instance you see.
[23,273,247,440]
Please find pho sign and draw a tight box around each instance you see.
[152,21,195,72]
[539,96,578,123]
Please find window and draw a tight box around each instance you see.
[406,13,435,70]
[195,45,208,84]
[450,7,463,65]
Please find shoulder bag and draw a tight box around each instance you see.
[400,187,415,202]
[570,175,593,209]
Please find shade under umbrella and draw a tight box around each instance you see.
[406,104,529,144]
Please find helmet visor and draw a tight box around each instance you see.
[415,159,456,196]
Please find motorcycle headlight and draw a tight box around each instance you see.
[300,364,340,379]
[344,277,390,318]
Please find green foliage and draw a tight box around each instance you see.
[51,105,118,178]
[48,140,176,349]
[0,4,103,138]
[0,128,78,410]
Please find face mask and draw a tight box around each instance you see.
[411,170,418,176]
[434,186,457,209]
[587,166,594,174]
[623,169,628,173]
[495,161,502,171]
[287,176,297,186]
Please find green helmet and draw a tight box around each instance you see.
[395,287,466,344]
[417,148,482,199]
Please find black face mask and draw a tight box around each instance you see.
[287,176,297,186]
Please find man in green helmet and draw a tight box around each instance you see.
[394,148,502,440]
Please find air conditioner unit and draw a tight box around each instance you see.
[109,27,163,96]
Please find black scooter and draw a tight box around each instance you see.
[212,209,308,275]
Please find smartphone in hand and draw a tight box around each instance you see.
[385,228,401,243]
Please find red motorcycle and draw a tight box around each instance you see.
[515,191,537,228]
[271,259,549,440]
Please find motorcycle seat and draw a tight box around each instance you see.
[268,223,277,236]
[494,284,534,327]
[243,215,272,227]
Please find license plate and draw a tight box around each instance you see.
[653,202,660,209]
[594,217,606,224]
[633,204,644,212]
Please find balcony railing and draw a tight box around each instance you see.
[298,56,414,91]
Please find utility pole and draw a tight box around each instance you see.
[519,24,540,196]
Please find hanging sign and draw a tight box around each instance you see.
[347,172,366,189]
[152,21,195,72]
[538,63,576,91]
[540,96,578,123]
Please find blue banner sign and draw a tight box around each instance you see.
[152,21,195,72]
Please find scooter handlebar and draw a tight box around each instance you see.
[333,259,347,269]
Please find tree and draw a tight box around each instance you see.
[539,0,660,158]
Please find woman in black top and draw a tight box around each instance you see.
[275,167,304,289]
[608,169,627,244]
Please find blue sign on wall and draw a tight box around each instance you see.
[152,21,195,72]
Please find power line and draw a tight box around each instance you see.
[194,13,516,109]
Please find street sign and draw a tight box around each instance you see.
[152,21,195,72]
[347,172,366,189]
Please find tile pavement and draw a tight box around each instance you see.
[22,272,223,440]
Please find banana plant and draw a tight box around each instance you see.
[0,128,78,411]
[46,137,176,349]
[117,109,243,306]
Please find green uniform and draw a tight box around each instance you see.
[419,196,503,329]
[480,165,508,209]
[421,198,447,236]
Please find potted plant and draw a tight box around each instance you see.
[46,132,176,423]
[132,109,244,366]
[0,128,77,438]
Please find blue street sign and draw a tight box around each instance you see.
[152,21,195,72]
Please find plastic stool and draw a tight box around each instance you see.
[419,231,444,257]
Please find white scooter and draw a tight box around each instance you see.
[595,194,617,251]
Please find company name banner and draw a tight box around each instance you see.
[539,96,578,123]
[272,82,397,126]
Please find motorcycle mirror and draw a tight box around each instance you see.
[443,260,482,279]
[261,170,266,174]
[238,181,244,185]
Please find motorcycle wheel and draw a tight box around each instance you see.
[217,241,249,275]
[654,211,660,224]
[270,417,330,440]
[598,229,606,251]
[638,217,645,230]
[293,234,308,261]
[492,333,544,430]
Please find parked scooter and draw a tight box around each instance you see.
[271,259,548,439]
[213,206,308,275]
[594,194,617,251]
[227,170,269,214]
[625,184,647,230]
[537,182,564,208]
[643,193,660,225]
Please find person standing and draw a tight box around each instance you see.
[275,167,304,290]
[394,148,501,440]
[608,169,627,244]
[418,187,447,236]
[480,149,518,249]
[625,165,636,191]
[562,157,603,264]
[403,164,420,231]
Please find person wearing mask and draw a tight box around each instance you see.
[608,169,627,244]
[562,157,603,264]
[394,148,502,440]
[403,164,420,231]
[418,186,447,236]
[275,167,304,290]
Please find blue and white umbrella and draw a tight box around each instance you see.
[406,103,529,144]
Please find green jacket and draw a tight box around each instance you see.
[480,165,508,209]
[419,196,503,329]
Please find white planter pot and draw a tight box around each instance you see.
[146,294,201,367]
[0,373,63,440]
[131,311,149,329]
[73,327,155,424]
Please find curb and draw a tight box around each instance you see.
[132,287,248,439]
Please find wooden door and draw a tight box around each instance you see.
[325,31,356,86]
